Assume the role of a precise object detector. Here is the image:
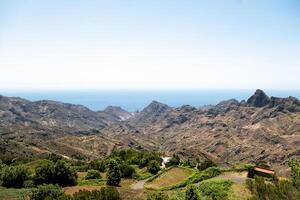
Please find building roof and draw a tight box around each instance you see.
[254,167,275,175]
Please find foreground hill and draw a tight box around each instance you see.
[0,90,299,173]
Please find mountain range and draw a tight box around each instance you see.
[1,89,299,174]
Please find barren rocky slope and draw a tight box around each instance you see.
[1,90,299,172]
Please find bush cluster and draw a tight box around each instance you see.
[198,179,233,200]
[246,176,300,200]
[1,165,30,188]
[30,185,120,200]
[34,160,77,187]
[85,169,101,180]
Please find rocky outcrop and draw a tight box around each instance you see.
[129,101,172,126]
[247,89,271,107]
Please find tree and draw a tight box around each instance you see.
[34,160,55,185]
[53,160,77,187]
[185,185,199,200]
[34,160,77,187]
[85,169,101,180]
[1,165,30,188]
[148,160,160,175]
[120,163,135,178]
[106,159,121,186]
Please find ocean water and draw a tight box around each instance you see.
[1,90,300,112]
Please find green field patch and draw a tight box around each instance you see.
[145,167,194,190]
[0,186,30,200]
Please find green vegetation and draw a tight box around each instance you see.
[0,187,30,200]
[106,159,121,186]
[1,165,30,188]
[165,167,221,190]
[246,176,300,200]
[30,184,66,200]
[198,179,233,200]
[145,167,193,190]
[148,160,161,175]
[73,187,121,200]
[34,160,77,187]
[288,159,300,190]
[165,155,180,168]
[120,163,135,178]
[185,185,200,200]
[30,185,121,200]
[88,160,106,172]
[85,169,101,180]
[0,149,299,200]
[147,191,169,200]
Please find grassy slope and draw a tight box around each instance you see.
[145,167,194,190]
[0,187,30,200]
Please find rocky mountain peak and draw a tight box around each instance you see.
[247,89,271,107]
[129,101,172,125]
[102,106,132,121]
[104,106,126,113]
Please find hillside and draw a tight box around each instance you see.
[1,90,300,173]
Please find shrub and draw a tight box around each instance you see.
[120,163,135,178]
[147,192,169,200]
[30,184,66,200]
[89,160,106,172]
[106,159,121,186]
[148,160,160,175]
[73,187,121,200]
[198,179,233,200]
[192,167,221,183]
[100,186,121,200]
[246,176,300,200]
[23,180,35,188]
[1,165,30,188]
[73,190,101,200]
[185,185,200,200]
[34,159,77,187]
[288,159,300,189]
[85,169,101,180]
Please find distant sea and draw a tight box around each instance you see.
[1,90,300,112]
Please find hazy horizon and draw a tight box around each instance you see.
[1,89,300,112]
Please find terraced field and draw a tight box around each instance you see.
[145,167,194,190]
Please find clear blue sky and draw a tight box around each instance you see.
[0,0,300,90]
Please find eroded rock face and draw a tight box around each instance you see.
[247,89,271,107]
